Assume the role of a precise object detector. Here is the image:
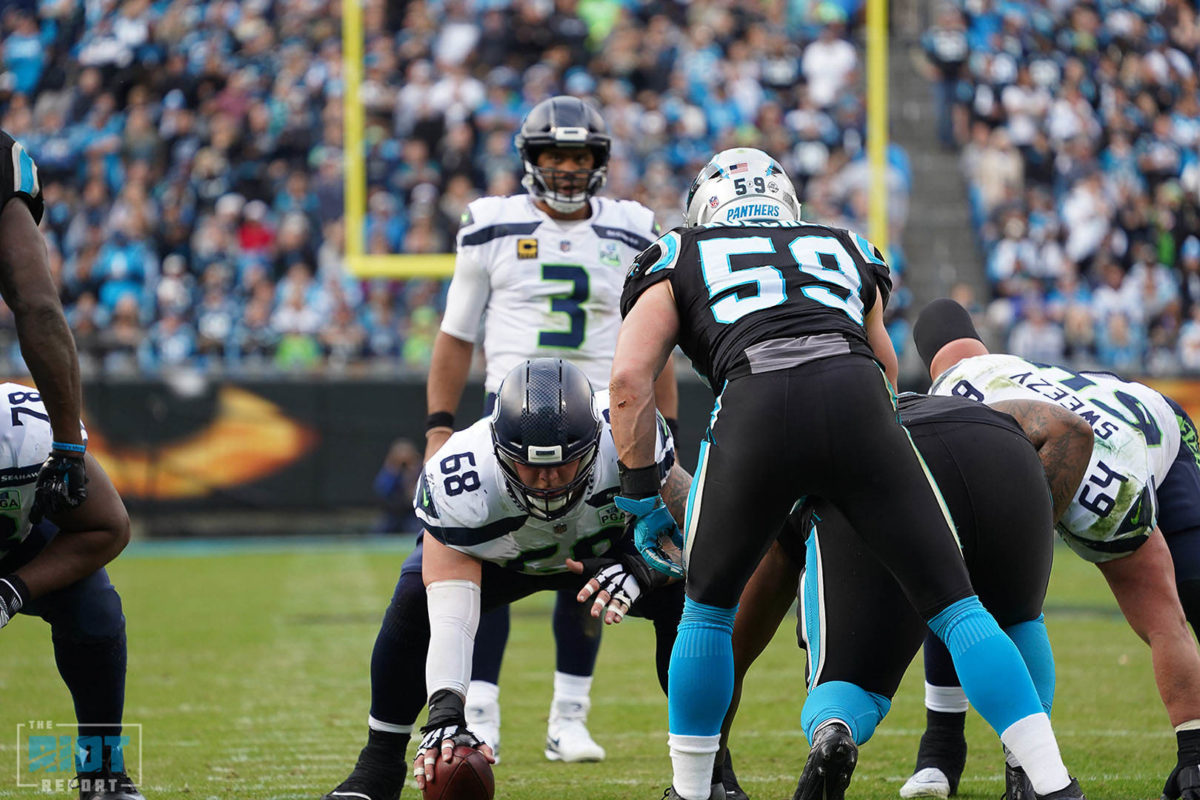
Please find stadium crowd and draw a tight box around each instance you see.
[927,0,1200,373]
[0,0,912,376]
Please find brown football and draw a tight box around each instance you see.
[421,745,495,800]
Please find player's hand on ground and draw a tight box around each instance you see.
[614,494,684,578]
[1163,732,1200,800]
[413,724,494,790]
[30,448,87,523]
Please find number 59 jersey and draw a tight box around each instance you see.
[621,221,892,390]
[930,354,1181,562]
[0,383,86,559]
[413,391,675,575]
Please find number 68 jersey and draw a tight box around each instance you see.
[0,383,85,559]
[930,355,1180,562]
[413,391,675,575]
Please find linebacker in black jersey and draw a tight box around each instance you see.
[717,393,1093,800]
[609,148,1084,800]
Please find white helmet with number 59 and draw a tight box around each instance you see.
[684,148,801,227]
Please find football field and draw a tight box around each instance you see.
[0,537,1176,800]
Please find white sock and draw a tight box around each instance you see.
[1000,713,1070,795]
[466,680,500,709]
[924,682,969,713]
[553,671,593,704]
[669,732,719,800]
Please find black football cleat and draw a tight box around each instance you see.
[659,784,725,799]
[793,723,858,800]
[76,771,145,800]
[1004,762,1035,800]
[1036,777,1086,800]
[722,751,750,800]
[321,771,403,800]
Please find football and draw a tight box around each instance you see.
[421,745,495,800]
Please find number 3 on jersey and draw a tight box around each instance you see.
[539,264,589,349]
[698,235,865,325]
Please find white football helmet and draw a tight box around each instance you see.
[684,148,801,227]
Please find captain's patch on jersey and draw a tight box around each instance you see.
[517,238,538,259]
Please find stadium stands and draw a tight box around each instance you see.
[927,0,1200,373]
[0,0,910,375]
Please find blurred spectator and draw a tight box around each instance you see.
[372,437,422,534]
[932,0,1200,371]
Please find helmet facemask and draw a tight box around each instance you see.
[521,142,609,214]
[495,441,600,520]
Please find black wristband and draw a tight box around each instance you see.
[664,417,679,441]
[422,689,467,732]
[0,574,29,612]
[618,461,661,499]
[426,412,455,432]
[1178,729,1200,753]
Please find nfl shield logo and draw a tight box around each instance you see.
[560,240,571,252]
[709,196,719,209]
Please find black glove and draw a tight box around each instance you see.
[417,689,486,755]
[31,446,88,523]
[0,574,29,630]
[1163,729,1200,800]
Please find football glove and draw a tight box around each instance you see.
[1163,730,1200,800]
[574,552,672,623]
[614,493,684,578]
[30,446,88,523]
[414,690,489,787]
[0,575,29,631]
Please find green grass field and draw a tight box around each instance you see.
[0,538,1178,800]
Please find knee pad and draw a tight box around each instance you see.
[801,681,891,746]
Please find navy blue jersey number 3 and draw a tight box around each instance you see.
[698,234,874,325]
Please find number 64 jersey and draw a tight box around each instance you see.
[0,383,85,559]
[930,354,1180,562]
[413,391,675,575]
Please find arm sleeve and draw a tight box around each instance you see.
[425,579,482,699]
[439,246,490,342]
[0,133,43,224]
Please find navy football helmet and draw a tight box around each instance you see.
[491,358,603,520]
[515,96,610,213]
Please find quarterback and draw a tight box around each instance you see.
[422,95,679,765]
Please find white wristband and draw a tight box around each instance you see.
[426,579,482,701]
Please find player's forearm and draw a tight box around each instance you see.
[653,357,679,420]
[610,367,658,468]
[14,524,128,599]
[993,399,1094,523]
[426,332,475,417]
[16,304,83,445]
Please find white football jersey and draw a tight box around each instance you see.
[930,354,1180,562]
[413,391,675,575]
[440,194,659,392]
[0,382,86,558]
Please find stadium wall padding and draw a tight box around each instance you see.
[73,376,1200,522]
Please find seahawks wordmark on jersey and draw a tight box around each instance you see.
[930,354,1181,562]
[414,392,674,575]
[0,383,87,558]
[441,195,659,393]
[621,221,890,390]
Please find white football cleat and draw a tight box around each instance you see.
[465,697,501,764]
[545,698,605,762]
[900,767,952,799]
